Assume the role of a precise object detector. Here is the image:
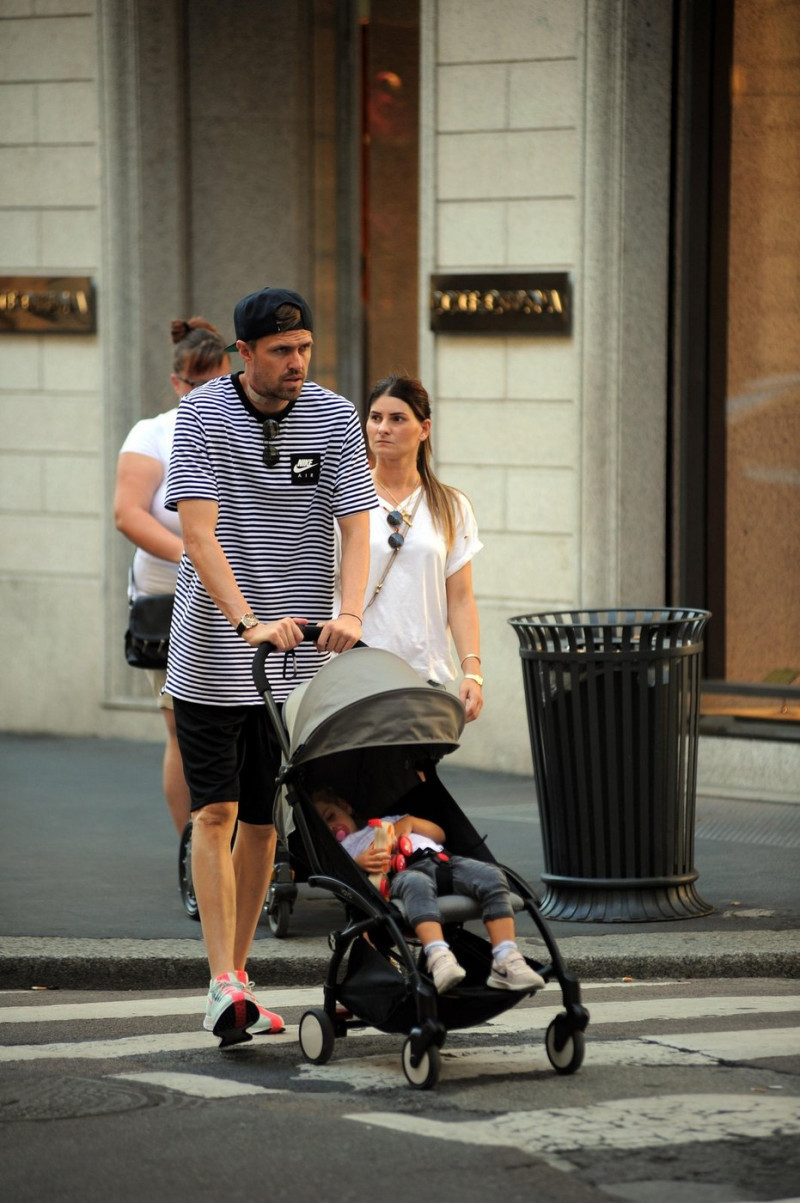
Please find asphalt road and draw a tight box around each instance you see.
[2,977,799,1203]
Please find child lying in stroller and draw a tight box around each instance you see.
[312,787,545,995]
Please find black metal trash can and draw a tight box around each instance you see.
[508,609,712,922]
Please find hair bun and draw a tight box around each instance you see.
[170,319,191,344]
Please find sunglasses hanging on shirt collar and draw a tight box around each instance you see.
[262,417,280,468]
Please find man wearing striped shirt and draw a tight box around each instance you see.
[164,286,376,1045]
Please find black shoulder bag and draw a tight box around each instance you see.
[124,563,174,669]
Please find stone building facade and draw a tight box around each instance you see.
[1,0,796,799]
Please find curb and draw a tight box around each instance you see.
[3,931,799,991]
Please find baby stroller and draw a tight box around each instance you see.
[253,631,590,1090]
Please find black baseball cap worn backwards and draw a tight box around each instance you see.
[225,287,314,352]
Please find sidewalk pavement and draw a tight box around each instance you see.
[1,733,798,991]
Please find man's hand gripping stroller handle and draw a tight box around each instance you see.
[251,625,324,700]
[251,626,367,699]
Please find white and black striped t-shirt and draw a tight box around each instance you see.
[164,373,377,705]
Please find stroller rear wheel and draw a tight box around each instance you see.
[265,858,297,938]
[178,822,200,921]
[401,1037,441,1090]
[545,1015,586,1075]
[299,1008,336,1064]
[179,819,243,922]
[267,900,291,938]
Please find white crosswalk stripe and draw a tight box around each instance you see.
[295,1026,800,1089]
[484,993,800,1032]
[0,986,319,1025]
[6,1021,796,1074]
[348,1095,800,1154]
[0,1029,299,1063]
[111,1072,287,1098]
[3,986,797,1028]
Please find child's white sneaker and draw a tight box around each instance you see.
[426,947,467,993]
[487,949,545,991]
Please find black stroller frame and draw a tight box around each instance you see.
[254,632,589,1089]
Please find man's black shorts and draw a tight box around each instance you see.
[173,698,283,825]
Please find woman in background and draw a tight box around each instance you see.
[114,318,230,833]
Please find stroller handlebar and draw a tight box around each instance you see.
[251,624,366,699]
[251,624,324,697]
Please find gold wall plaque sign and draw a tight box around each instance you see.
[430,272,571,334]
[0,276,96,334]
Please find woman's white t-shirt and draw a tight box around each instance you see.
[119,408,181,596]
[359,486,483,684]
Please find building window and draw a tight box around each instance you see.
[312,0,419,406]
[361,0,420,393]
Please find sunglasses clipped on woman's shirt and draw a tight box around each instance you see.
[386,509,407,549]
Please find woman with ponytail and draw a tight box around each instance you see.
[359,374,484,722]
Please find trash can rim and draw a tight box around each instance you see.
[508,607,711,627]
[508,609,711,654]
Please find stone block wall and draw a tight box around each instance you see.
[421,0,585,771]
[0,1,115,734]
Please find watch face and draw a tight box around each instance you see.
[243,614,258,629]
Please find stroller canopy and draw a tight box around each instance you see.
[274,648,465,842]
[283,647,465,766]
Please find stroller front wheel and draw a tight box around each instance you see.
[545,1016,586,1075]
[299,1008,336,1064]
[401,1038,441,1090]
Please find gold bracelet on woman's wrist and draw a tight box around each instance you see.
[460,653,481,666]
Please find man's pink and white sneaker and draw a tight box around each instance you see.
[234,971,285,1035]
[203,970,285,1046]
[203,972,259,1047]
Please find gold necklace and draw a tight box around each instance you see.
[373,475,420,519]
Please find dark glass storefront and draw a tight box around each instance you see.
[671,0,800,737]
